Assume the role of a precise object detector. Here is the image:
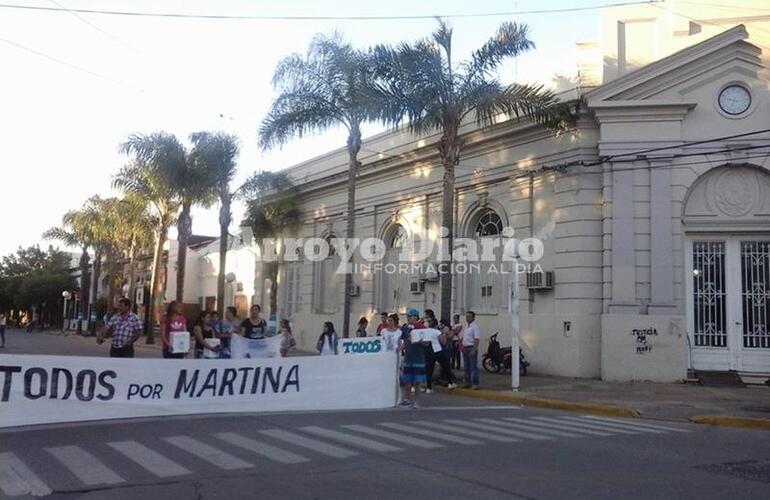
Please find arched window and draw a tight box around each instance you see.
[378,223,410,313]
[465,208,506,312]
[312,235,340,313]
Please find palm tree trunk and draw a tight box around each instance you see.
[127,238,137,305]
[438,132,460,323]
[176,203,193,304]
[77,247,90,335]
[146,221,168,344]
[342,125,361,338]
[217,197,231,317]
[89,248,102,334]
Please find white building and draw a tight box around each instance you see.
[246,23,770,382]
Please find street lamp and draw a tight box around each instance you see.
[61,291,72,334]
[225,273,237,308]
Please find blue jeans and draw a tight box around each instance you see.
[462,347,479,386]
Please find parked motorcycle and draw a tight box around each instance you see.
[482,333,530,376]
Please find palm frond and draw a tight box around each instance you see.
[259,90,345,149]
[464,22,534,77]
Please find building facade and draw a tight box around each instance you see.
[251,25,769,382]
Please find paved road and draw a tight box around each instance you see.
[3,328,770,499]
[1,393,769,500]
[1,328,158,358]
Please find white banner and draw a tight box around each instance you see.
[0,353,398,428]
[340,337,384,355]
[230,334,283,358]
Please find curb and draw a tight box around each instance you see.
[434,386,641,418]
[689,415,770,431]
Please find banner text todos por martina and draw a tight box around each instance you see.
[0,353,398,428]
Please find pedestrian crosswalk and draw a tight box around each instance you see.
[0,415,694,497]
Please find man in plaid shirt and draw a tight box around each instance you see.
[97,298,143,358]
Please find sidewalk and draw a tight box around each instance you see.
[437,369,770,428]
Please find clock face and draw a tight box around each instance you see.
[718,85,751,115]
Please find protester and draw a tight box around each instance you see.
[462,310,481,389]
[193,311,220,359]
[399,308,427,408]
[210,311,222,337]
[0,312,6,348]
[380,313,402,352]
[316,321,338,355]
[450,314,463,369]
[355,317,369,338]
[240,304,268,339]
[421,309,437,393]
[97,298,142,358]
[375,311,388,335]
[279,319,296,357]
[437,318,457,388]
[219,306,240,359]
[160,300,187,359]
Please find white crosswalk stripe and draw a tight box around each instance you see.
[163,436,252,470]
[260,429,358,458]
[562,416,665,434]
[108,441,191,477]
[581,416,692,433]
[342,425,444,449]
[439,420,520,442]
[0,452,51,497]
[473,418,557,440]
[503,417,611,437]
[379,422,482,445]
[533,417,642,435]
[214,432,309,464]
[45,445,124,486]
[527,417,617,436]
[301,426,402,452]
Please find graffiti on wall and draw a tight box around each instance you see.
[632,328,658,354]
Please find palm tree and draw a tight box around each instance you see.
[113,154,179,343]
[244,172,302,321]
[259,33,388,338]
[188,131,240,317]
[374,20,569,321]
[116,195,156,307]
[118,132,213,310]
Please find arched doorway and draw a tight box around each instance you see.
[683,165,770,372]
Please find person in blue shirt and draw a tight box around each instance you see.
[399,308,427,409]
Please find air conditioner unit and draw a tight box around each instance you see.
[422,269,439,282]
[349,285,361,297]
[526,270,554,290]
[410,281,424,294]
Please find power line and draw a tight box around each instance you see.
[47,0,140,53]
[0,1,656,21]
[0,34,134,87]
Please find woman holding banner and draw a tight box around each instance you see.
[279,319,296,357]
[316,321,338,355]
[399,309,426,408]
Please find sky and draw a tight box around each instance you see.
[0,0,608,257]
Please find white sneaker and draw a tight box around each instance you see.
[420,387,426,393]
[425,388,433,394]
[447,383,457,389]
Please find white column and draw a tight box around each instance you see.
[648,160,678,314]
[609,163,639,313]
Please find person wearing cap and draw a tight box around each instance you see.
[398,308,427,408]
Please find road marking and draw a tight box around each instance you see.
[300,426,402,452]
[526,417,616,436]
[473,418,556,440]
[551,417,645,435]
[533,417,641,435]
[45,445,124,486]
[163,436,252,470]
[564,416,665,434]
[0,452,51,497]
[439,420,520,442]
[503,417,610,437]
[490,418,584,439]
[379,422,481,445]
[342,425,444,449]
[581,416,692,433]
[417,406,521,411]
[107,441,191,477]
[260,429,358,458]
[214,433,309,464]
